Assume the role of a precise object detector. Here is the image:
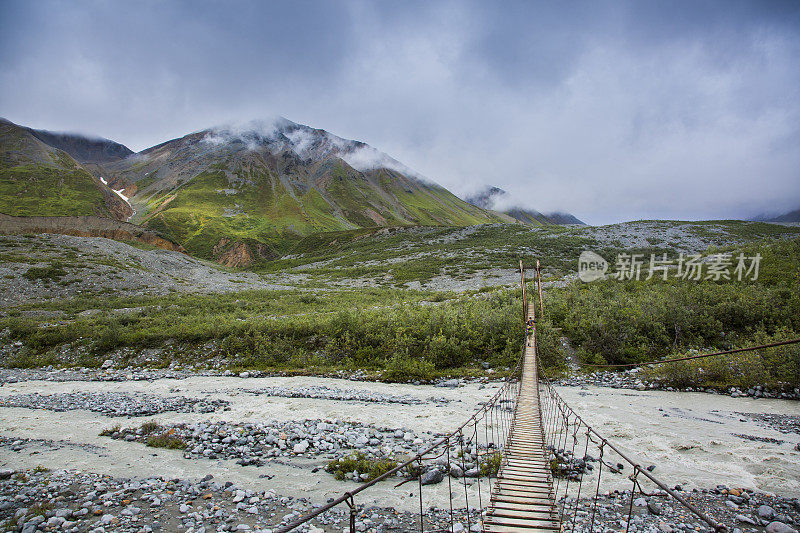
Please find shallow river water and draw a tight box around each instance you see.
[1,376,798,512]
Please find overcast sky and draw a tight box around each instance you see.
[2,0,799,224]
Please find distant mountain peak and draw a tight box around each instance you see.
[199,117,422,178]
[464,185,584,226]
[27,127,133,164]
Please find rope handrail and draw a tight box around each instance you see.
[273,329,527,533]
[531,263,728,532]
[581,338,800,368]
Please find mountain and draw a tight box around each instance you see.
[545,212,585,225]
[27,128,133,164]
[752,208,800,223]
[0,118,132,220]
[464,186,584,226]
[94,118,510,263]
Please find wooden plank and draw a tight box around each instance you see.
[488,508,558,521]
[485,320,560,532]
[484,515,560,528]
[484,524,561,533]
[490,501,556,513]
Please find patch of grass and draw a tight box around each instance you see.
[99,424,121,436]
[22,261,67,282]
[139,421,161,435]
[326,452,399,482]
[0,162,112,217]
[24,500,53,517]
[146,429,186,450]
[479,451,502,477]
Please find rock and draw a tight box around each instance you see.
[101,514,115,525]
[449,464,464,478]
[0,469,13,479]
[437,379,460,388]
[101,359,114,369]
[421,469,444,485]
[633,497,647,507]
[647,501,662,515]
[239,372,250,378]
[293,440,309,453]
[452,523,465,533]
[736,514,757,525]
[759,505,777,520]
[766,522,798,533]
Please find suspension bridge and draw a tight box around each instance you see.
[274,260,799,533]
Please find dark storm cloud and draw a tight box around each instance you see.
[1,0,798,224]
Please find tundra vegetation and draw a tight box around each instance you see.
[1,223,798,389]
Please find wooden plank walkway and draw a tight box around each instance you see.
[484,310,559,532]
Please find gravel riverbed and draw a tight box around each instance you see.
[1,375,799,532]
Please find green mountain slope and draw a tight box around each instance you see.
[99,118,510,263]
[0,118,130,219]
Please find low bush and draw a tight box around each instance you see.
[146,429,187,450]
[326,453,399,482]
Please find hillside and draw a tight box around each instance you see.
[755,209,800,223]
[465,186,584,225]
[0,118,131,220]
[97,118,510,263]
[27,127,133,164]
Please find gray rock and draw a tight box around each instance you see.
[647,501,662,515]
[759,505,777,520]
[421,469,444,485]
[766,522,798,533]
[736,514,757,525]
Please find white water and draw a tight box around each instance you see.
[559,386,800,497]
[0,377,798,510]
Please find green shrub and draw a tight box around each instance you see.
[146,430,186,450]
[326,453,398,482]
[479,451,502,477]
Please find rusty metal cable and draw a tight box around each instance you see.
[582,337,800,368]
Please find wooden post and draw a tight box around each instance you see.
[520,260,527,320]
[536,260,544,320]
